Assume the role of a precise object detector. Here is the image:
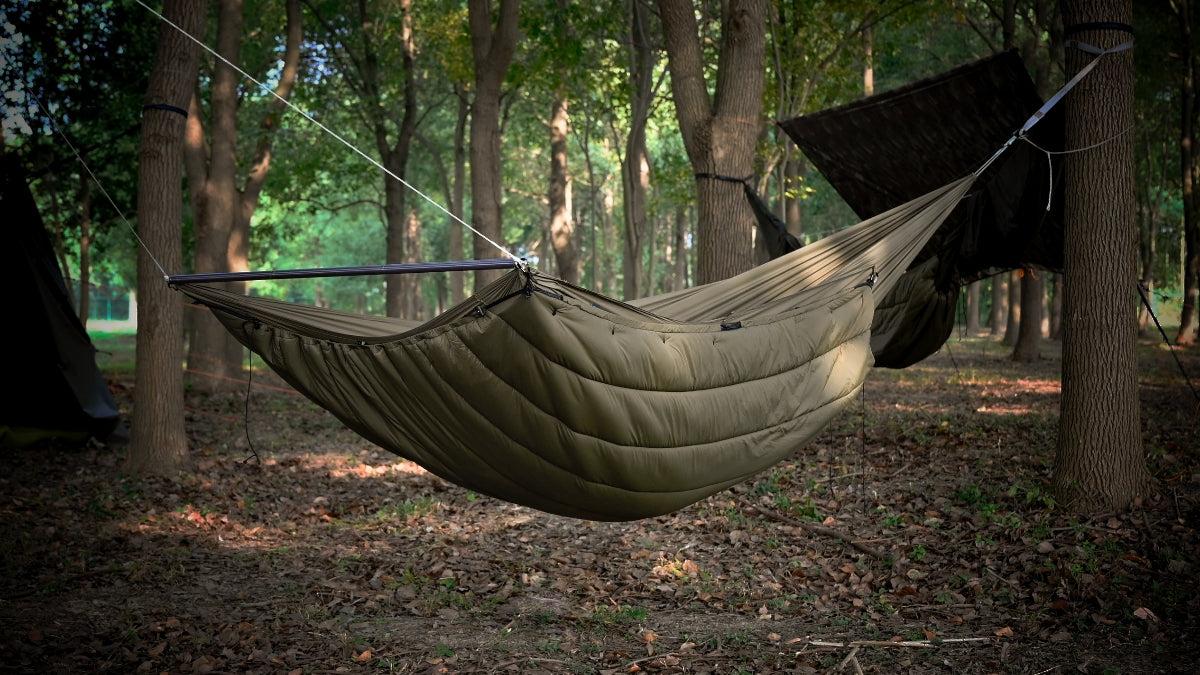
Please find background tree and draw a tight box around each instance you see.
[619,0,658,298]
[1054,0,1152,511]
[127,0,204,475]
[468,0,521,291]
[185,0,301,391]
[304,0,424,318]
[1169,0,1200,344]
[2,1,156,327]
[658,0,767,284]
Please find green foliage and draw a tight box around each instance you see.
[10,0,1189,324]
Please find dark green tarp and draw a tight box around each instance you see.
[779,50,1065,367]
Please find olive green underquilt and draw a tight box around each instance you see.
[178,177,974,521]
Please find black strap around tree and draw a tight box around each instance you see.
[143,103,189,117]
[695,172,802,258]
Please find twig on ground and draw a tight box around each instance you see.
[836,645,861,673]
[491,656,568,670]
[986,567,1020,588]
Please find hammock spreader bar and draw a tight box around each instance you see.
[167,258,522,285]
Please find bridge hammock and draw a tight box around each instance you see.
[175,176,973,521]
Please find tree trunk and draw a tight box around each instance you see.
[1049,273,1063,339]
[1012,271,1042,361]
[673,203,689,291]
[783,154,803,235]
[659,0,766,284]
[225,0,301,364]
[405,208,424,318]
[989,274,1006,336]
[1054,0,1151,511]
[451,87,469,304]
[622,0,655,299]
[128,0,203,476]
[549,91,581,285]
[965,280,981,334]
[1176,0,1199,344]
[77,171,92,329]
[547,0,579,286]
[468,0,520,293]
[1003,270,1020,345]
[862,24,874,96]
[187,0,244,394]
[381,0,419,318]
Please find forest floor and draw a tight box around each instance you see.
[1,334,1198,674]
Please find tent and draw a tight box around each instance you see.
[0,156,122,447]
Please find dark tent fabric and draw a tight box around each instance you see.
[779,49,1064,367]
[0,156,121,446]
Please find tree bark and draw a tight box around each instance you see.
[1003,270,1020,345]
[965,280,981,334]
[1049,273,1063,339]
[1054,0,1152,511]
[549,91,581,285]
[658,0,766,284]
[187,0,244,393]
[468,0,521,292]
[1175,0,1199,344]
[673,202,690,291]
[451,87,469,304]
[989,274,1006,336]
[621,0,655,299]
[128,0,204,476]
[1012,271,1042,361]
[77,171,92,329]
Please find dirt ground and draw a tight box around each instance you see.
[1,335,1197,674]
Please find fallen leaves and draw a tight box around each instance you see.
[1,342,1197,673]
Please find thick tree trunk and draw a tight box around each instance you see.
[128,0,203,476]
[659,0,766,284]
[468,0,520,292]
[1054,0,1151,511]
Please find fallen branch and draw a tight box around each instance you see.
[742,504,886,560]
[805,637,994,649]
